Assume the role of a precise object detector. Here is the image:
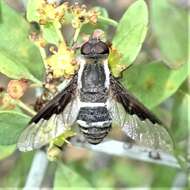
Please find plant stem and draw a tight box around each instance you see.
[23,150,49,189]
[39,46,47,60]
[16,100,36,116]
[98,16,118,27]
[70,27,81,47]
[53,21,66,45]
[73,27,81,43]
[30,83,43,88]
[172,172,188,189]
[30,75,43,86]
[72,139,181,168]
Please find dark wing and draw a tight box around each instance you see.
[109,75,174,154]
[17,75,79,151]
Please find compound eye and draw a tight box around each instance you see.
[94,42,109,54]
[80,39,109,56]
[81,42,91,55]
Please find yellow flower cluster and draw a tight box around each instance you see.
[45,43,78,78]
[33,1,101,79]
[37,0,68,24]
[37,1,99,27]
[70,4,99,28]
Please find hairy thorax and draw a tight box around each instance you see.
[80,60,108,102]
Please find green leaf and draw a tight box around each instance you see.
[151,0,188,68]
[0,1,44,82]
[0,144,16,160]
[0,111,30,145]
[81,7,110,35]
[96,6,109,20]
[171,90,189,169]
[42,23,62,45]
[121,61,188,108]
[26,0,41,22]
[54,163,93,189]
[95,6,114,26]
[171,90,189,141]
[27,0,63,45]
[0,50,41,83]
[112,159,150,186]
[150,165,177,187]
[0,152,34,188]
[111,0,148,75]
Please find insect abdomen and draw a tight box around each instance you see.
[77,107,112,144]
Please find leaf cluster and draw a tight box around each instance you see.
[0,0,188,188]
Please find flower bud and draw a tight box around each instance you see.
[1,94,16,110]
[7,79,28,99]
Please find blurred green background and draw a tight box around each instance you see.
[0,0,189,188]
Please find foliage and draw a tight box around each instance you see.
[0,144,16,160]
[0,0,188,188]
[151,0,188,68]
[0,111,30,145]
[0,152,34,188]
[122,61,188,108]
[54,162,94,189]
[0,1,44,83]
[111,0,148,77]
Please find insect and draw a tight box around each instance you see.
[17,38,174,155]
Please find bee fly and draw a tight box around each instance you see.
[17,38,174,155]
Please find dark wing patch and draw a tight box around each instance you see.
[109,75,174,154]
[17,75,79,151]
[110,75,162,124]
[30,74,78,124]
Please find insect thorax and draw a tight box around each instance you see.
[77,58,112,144]
[80,59,108,102]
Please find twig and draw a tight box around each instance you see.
[171,172,188,189]
[52,21,65,44]
[73,27,81,44]
[70,27,81,47]
[21,0,27,8]
[29,83,43,88]
[22,139,181,189]
[98,16,118,27]
[23,150,49,189]
[16,99,36,116]
[72,139,181,168]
